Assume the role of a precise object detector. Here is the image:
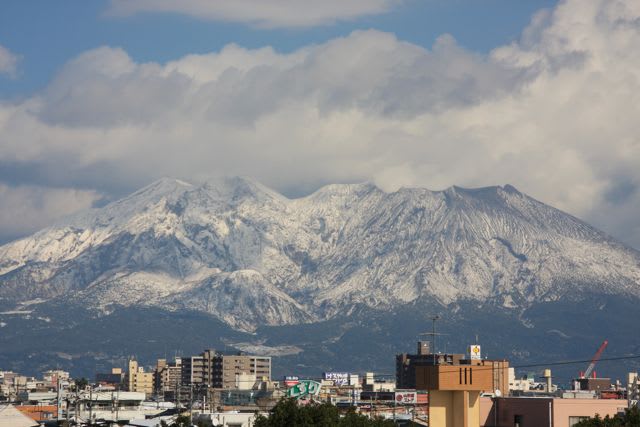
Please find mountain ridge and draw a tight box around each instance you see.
[0,177,639,333]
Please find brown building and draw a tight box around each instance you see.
[576,377,611,392]
[396,341,465,389]
[413,347,509,427]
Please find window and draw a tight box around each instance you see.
[514,415,523,427]
[569,416,589,427]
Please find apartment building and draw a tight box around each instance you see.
[154,357,182,395]
[181,349,271,389]
[126,359,153,396]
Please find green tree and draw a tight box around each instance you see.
[254,398,396,427]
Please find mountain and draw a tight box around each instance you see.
[1,177,639,380]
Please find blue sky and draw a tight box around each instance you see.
[0,0,557,98]
[0,0,639,250]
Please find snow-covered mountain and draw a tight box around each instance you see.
[1,177,639,332]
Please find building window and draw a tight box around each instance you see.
[514,415,523,427]
[569,416,589,427]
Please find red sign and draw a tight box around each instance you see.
[395,392,417,404]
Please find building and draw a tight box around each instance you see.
[363,372,396,392]
[181,349,271,389]
[221,354,271,389]
[126,359,154,396]
[42,370,69,388]
[396,341,465,389]
[480,396,628,427]
[575,377,612,392]
[154,357,182,396]
[96,367,125,387]
[414,345,509,427]
[0,404,39,427]
[69,391,169,423]
[181,349,221,386]
[15,405,58,424]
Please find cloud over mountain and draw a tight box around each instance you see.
[0,0,639,248]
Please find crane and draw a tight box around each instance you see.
[581,340,608,379]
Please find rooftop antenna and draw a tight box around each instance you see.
[419,315,447,361]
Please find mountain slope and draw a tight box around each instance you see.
[0,177,639,333]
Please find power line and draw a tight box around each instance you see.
[307,354,640,379]
[514,354,640,370]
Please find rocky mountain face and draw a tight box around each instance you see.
[2,177,640,381]
[1,177,639,334]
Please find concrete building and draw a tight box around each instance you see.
[181,349,221,387]
[126,359,154,396]
[480,396,628,427]
[154,357,182,396]
[397,349,465,389]
[181,349,271,389]
[414,346,509,427]
[221,354,271,389]
[96,367,125,387]
[363,372,396,392]
[42,370,69,388]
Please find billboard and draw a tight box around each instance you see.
[468,345,481,360]
[395,391,417,404]
[323,372,349,386]
[286,380,321,399]
[283,376,299,387]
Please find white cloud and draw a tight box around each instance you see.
[0,44,20,78]
[106,0,400,28]
[0,184,100,240]
[1,0,640,248]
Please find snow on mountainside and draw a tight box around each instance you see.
[0,177,639,331]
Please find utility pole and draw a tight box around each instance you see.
[56,378,61,423]
[89,386,93,426]
[189,384,194,426]
[116,384,120,423]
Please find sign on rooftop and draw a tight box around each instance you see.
[323,372,349,386]
[468,345,481,360]
[286,380,321,399]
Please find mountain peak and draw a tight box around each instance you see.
[1,176,639,334]
[202,176,287,203]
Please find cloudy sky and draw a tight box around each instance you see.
[0,0,639,249]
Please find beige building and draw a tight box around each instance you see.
[220,354,271,389]
[415,357,509,427]
[126,359,153,396]
[181,349,271,389]
[480,396,628,427]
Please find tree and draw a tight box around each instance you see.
[254,398,396,427]
[574,405,640,427]
[73,377,88,390]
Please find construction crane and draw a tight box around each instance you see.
[581,340,608,379]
